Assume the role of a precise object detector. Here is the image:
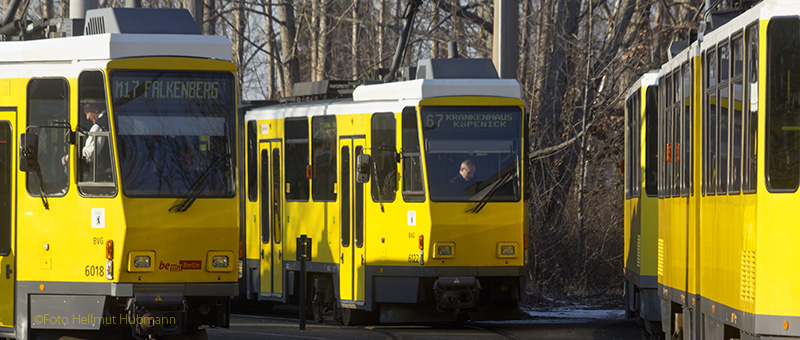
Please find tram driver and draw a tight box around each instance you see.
[450,159,476,184]
[61,100,110,181]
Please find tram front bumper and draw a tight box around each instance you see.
[434,277,480,312]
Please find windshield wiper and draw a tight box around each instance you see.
[466,171,514,213]
[169,154,228,212]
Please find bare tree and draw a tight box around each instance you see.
[277,0,299,97]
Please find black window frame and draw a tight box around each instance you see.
[311,115,337,201]
[766,17,800,192]
[743,22,759,194]
[285,117,310,201]
[370,112,397,203]
[0,121,11,256]
[247,121,258,202]
[401,107,425,202]
[76,70,117,197]
[260,148,270,244]
[26,77,70,197]
[645,86,659,197]
[718,41,730,195]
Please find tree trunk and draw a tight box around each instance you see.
[231,0,247,97]
[203,0,216,35]
[265,0,277,99]
[42,0,53,20]
[277,0,299,97]
[351,0,359,79]
[311,0,320,81]
[316,0,328,82]
[377,0,386,69]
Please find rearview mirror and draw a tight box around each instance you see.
[19,132,39,172]
[356,153,371,183]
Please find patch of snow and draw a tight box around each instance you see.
[476,305,627,325]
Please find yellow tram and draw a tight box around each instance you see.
[0,7,238,339]
[642,0,800,338]
[240,59,526,324]
[623,71,661,336]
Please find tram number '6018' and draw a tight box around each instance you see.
[85,265,105,277]
[407,254,419,263]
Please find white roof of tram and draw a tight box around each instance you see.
[353,78,522,102]
[245,78,523,122]
[624,71,659,101]
[0,33,232,64]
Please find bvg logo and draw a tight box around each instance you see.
[159,260,202,272]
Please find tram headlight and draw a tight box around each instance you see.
[128,251,155,272]
[207,251,234,272]
[432,242,455,259]
[496,242,519,259]
[212,255,229,268]
[133,255,151,269]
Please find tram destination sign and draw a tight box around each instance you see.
[421,107,521,136]
[114,78,222,100]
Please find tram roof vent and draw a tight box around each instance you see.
[84,8,201,35]
[415,58,499,80]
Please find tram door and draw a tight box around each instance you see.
[259,142,283,298]
[0,119,15,328]
[339,137,366,304]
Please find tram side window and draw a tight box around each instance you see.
[633,94,640,197]
[743,23,758,194]
[272,148,282,243]
[673,69,681,197]
[636,94,641,196]
[767,18,800,191]
[0,122,10,256]
[718,43,730,195]
[371,112,397,202]
[626,95,639,198]
[645,87,658,196]
[730,35,744,195]
[261,149,270,243]
[665,74,673,196]
[402,107,425,202]
[625,96,633,199]
[658,76,665,198]
[285,118,310,201]
[683,63,693,196]
[248,121,258,202]
[706,48,718,196]
[312,115,337,201]
[26,78,70,197]
[77,71,116,196]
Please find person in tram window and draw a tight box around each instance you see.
[62,100,110,181]
[450,159,476,184]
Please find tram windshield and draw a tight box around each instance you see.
[110,70,236,197]
[421,106,522,202]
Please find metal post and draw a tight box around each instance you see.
[492,0,519,79]
[298,234,308,330]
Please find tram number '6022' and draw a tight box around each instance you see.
[85,265,105,277]
[407,254,419,263]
